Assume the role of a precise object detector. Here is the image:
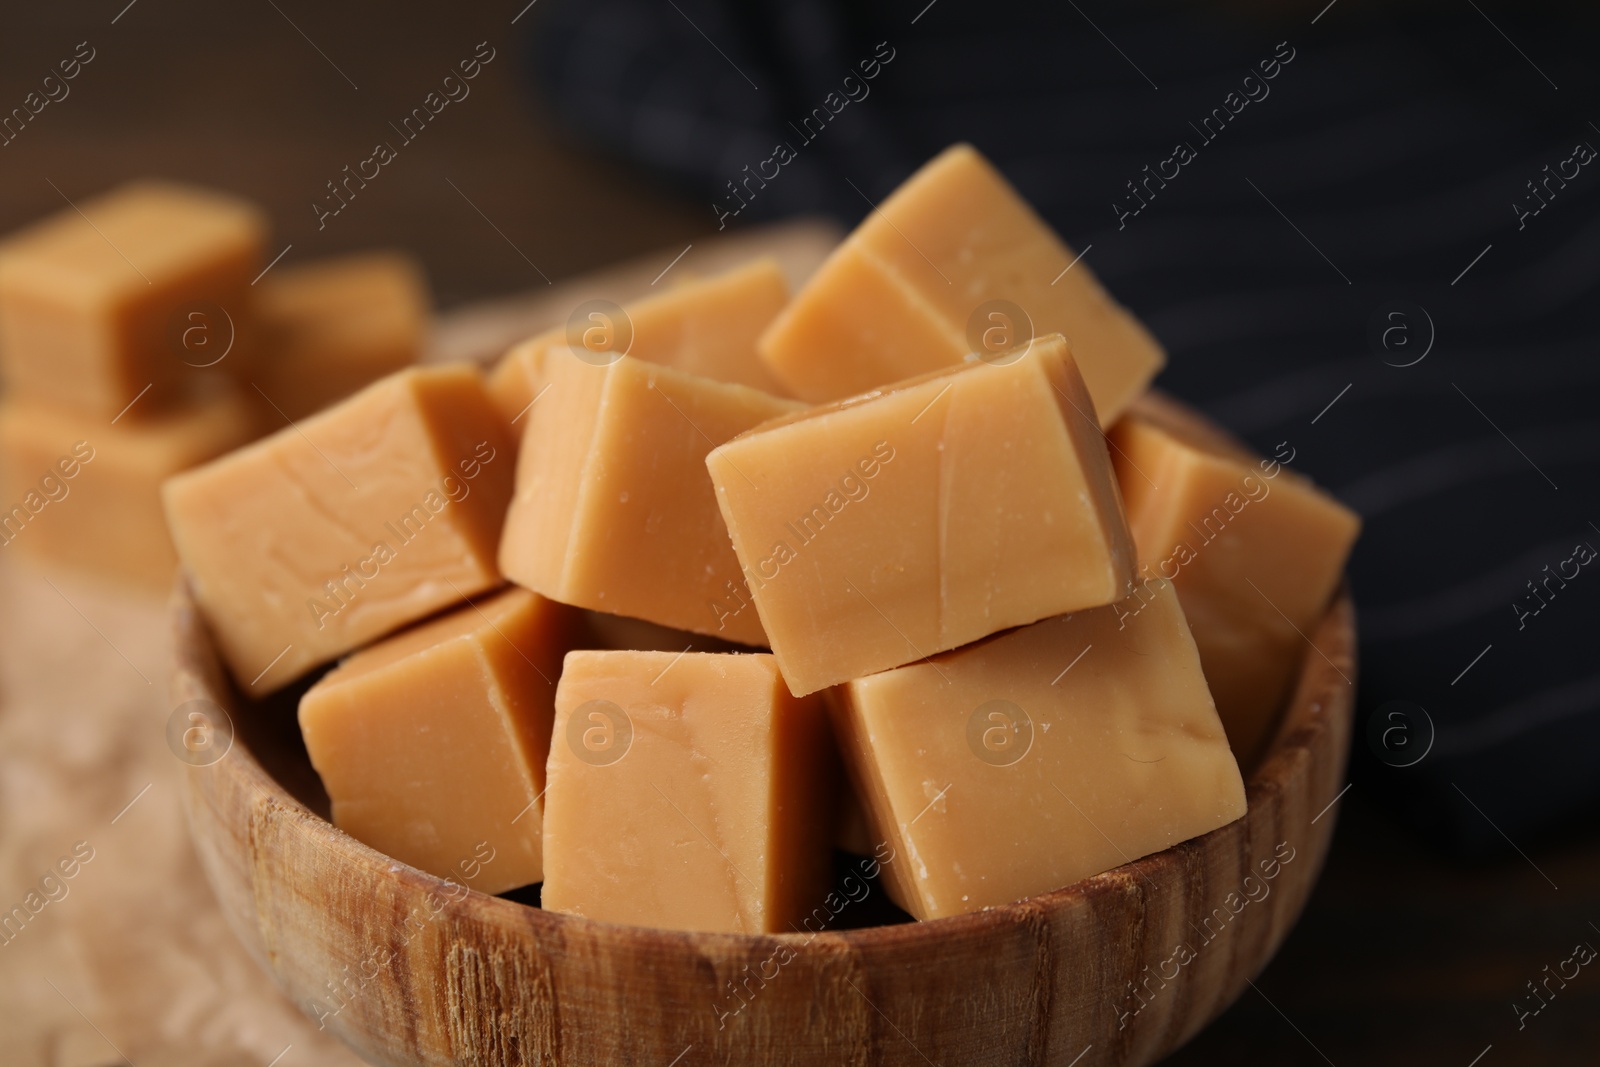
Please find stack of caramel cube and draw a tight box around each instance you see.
[161,145,1362,934]
[0,181,428,591]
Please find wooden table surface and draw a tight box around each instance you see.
[0,4,1597,1065]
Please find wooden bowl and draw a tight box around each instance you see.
[171,399,1356,1067]
[173,596,1353,1067]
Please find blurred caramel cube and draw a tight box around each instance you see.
[254,251,429,421]
[0,386,257,590]
[0,181,265,417]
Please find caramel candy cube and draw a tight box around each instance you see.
[299,588,577,894]
[162,365,514,693]
[488,257,790,426]
[1109,415,1360,768]
[542,649,833,933]
[832,578,1246,920]
[254,251,429,420]
[499,353,801,647]
[0,387,257,590]
[0,181,266,417]
[759,144,1163,422]
[707,334,1136,696]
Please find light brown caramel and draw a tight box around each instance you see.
[708,334,1135,696]
[831,578,1246,919]
[541,649,833,933]
[1110,415,1360,767]
[299,587,579,894]
[163,364,513,692]
[759,144,1163,422]
[0,181,265,417]
[0,386,257,590]
[254,251,429,420]
[499,352,800,647]
[488,256,790,427]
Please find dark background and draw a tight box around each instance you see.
[1,1,1596,1064]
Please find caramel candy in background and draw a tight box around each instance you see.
[488,256,791,427]
[0,386,258,590]
[1110,414,1361,769]
[299,587,579,895]
[0,181,266,418]
[758,144,1164,423]
[253,251,430,421]
[707,334,1136,697]
[830,577,1246,920]
[162,364,514,693]
[541,649,834,934]
[499,352,801,647]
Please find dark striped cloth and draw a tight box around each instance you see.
[530,0,1600,851]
